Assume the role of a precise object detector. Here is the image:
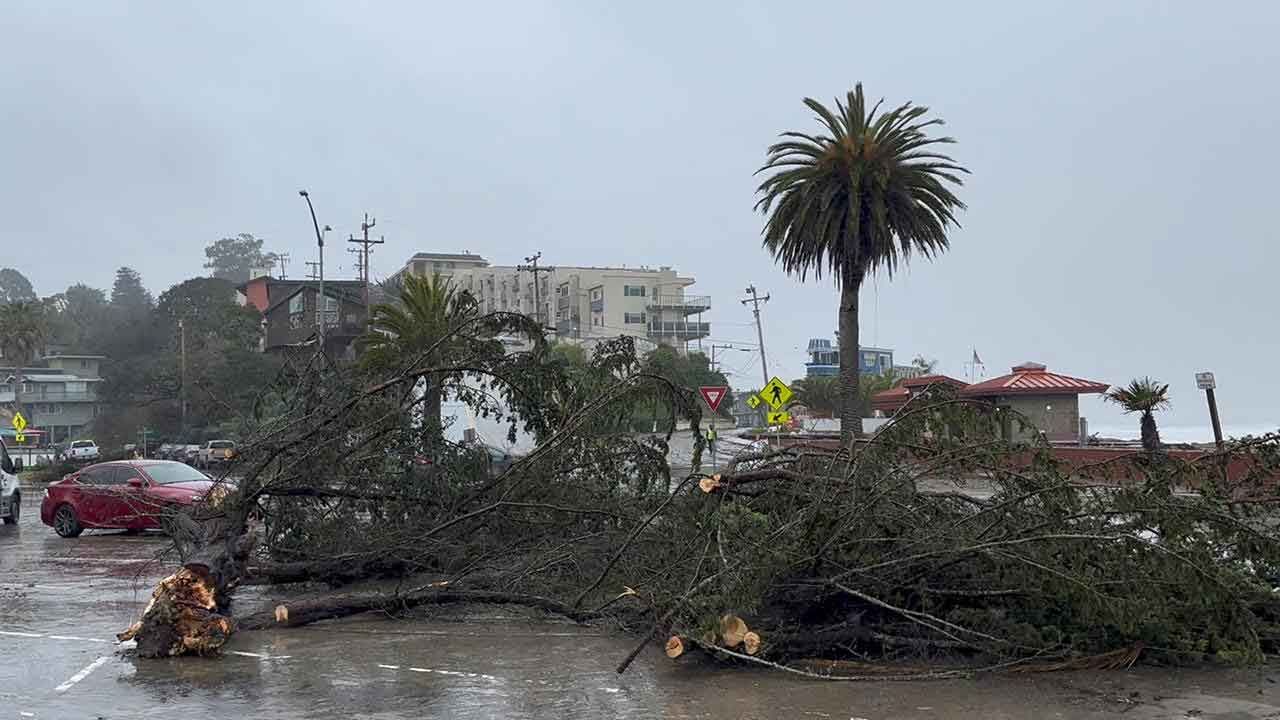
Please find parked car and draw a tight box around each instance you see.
[181,444,201,465]
[39,460,216,538]
[157,443,179,460]
[67,440,100,462]
[0,438,22,525]
[198,440,237,469]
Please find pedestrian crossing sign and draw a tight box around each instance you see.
[745,394,761,409]
[760,377,792,411]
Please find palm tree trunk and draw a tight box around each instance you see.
[1140,411,1161,452]
[838,269,863,445]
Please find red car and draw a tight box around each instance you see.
[40,460,216,538]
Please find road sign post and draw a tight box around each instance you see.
[1196,372,1224,450]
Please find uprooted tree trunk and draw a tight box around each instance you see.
[120,510,257,657]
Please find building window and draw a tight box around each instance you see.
[80,359,88,369]
[590,287,603,301]
[624,312,646,324]
[623,285,647,297]
[863,352,876,365]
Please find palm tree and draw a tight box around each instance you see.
[756,84,967,443]
[790,375,840,417]
[1106,378,1171,451]
[360,273,480,433]
[0,302,47,422]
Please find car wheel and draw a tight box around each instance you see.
[53,504,83,538]
[2,493,17,525]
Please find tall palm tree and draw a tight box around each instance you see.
[756,84,967,443]
[0,302,47,422]
[360,273,480,433]
[1106,378,1171,451]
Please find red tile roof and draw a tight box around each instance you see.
[871,386,911,412]
[960,362,1109,398]
[900,374,970,390]
[871,375,969,413]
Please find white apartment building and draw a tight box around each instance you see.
[392,253,712,351]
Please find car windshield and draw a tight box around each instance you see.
[144,463,211,485]
[209,441,235,449]
[71,441,94,448]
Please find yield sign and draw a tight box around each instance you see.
[699,386,729,413]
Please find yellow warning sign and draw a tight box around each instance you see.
[760,377,792,411]
[11,412,27,433]
[766,411,791,425]
[745,394,762,409]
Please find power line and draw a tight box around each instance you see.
[347,213,384,327]
[515,251,556,329]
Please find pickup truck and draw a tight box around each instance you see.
[67,440,100,462]
[198,440,237,469]
[0,438,22,525]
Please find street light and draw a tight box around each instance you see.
[299,191,331,350]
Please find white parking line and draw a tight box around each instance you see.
[54,656,110,693]
[228,651,291,660]
[0,630,43,638]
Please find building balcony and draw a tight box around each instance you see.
[16,391,98,403]
[647,321,711,339]
[646,294,711,315]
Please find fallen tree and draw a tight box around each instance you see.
[120,325,1280,676]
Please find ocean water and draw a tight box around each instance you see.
[1090,424,1279,444]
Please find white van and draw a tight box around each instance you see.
[0,438,21,525]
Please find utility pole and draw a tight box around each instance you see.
[516,252,556,329]
[304,262,320,280]
[275,253,290,279]
[348,213,384,327]
[709,343,748,373]
[741,285,771,386]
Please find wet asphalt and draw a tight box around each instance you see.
[6,492,1280,719]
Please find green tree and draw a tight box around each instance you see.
[361,273,482,433]
[0,268,37,304]
[1106,377,1171,451]
[790,375,839,417]
[155,277,261,352]
[909,355,937,375]
[204,233,278,283]
[43,283,111,353]
[110,267,153,315]
[0,302,47,420]
[756,84,967,442]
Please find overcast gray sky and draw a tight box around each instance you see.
[3,1,1276,439]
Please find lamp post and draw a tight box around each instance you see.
[299,191,331,351]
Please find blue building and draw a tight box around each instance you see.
[805,338,894,377]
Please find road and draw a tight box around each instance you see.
[4,493,1280,719]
